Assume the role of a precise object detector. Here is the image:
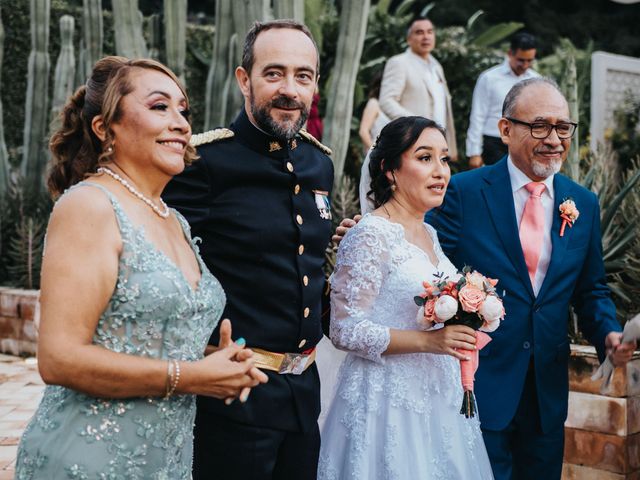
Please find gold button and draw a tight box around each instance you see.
[296,215,303,225]
[303,307,310,318]
[286,162,294,172]
[298,339,307,348]
[303,275,309,286]
[294,184,301,195]
[298,244,305,255]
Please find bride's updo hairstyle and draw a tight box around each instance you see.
[367,116,447,208]
[47,56,197,197]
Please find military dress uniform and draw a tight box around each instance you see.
[163,109,334,480]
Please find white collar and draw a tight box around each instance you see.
[499,58,533,79]
[507,156,554,199]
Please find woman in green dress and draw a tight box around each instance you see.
[15,56,268,479]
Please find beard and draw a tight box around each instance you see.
[531,157,562,178]
[250,89,309,140]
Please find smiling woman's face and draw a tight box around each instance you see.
[109,68,192,177]
[388,127,451,214]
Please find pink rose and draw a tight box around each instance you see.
[458,285,486,313]
[424,298,436,322]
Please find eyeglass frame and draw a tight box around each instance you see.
[505,117,578,139]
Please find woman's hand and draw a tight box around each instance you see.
[423,325,477,361]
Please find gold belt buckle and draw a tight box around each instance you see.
[279,352,311,375]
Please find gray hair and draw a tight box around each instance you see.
[502,77,563,117]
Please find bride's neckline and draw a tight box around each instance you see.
[368,213,441,268]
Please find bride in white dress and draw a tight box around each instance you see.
[318,116,494,479]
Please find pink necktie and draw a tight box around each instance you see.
[519,182,546,286]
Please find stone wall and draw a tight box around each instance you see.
[0,288,39,357]
[563,344,640,480]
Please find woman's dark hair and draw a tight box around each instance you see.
[47,56,197,197]
[367,69,384,99]
[368,116,447,208]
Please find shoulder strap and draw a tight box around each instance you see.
[298,129,332,156]
[190,128,235,147]
[67,181,131,235]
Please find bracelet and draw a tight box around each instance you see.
[165,359,181,399]
[164,360,174,398]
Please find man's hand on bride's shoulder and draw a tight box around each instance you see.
[332,215,362,246]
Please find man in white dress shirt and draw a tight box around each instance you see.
[466,32,539,168]
[378,17,457,160]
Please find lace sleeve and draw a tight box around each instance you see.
[330,220,392,363]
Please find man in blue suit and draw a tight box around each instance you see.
[427,77,636,479]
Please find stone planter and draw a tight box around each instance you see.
[0,287,39,357]
[562,344,640,480]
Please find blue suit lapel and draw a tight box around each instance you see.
[537,174,577,300]
[481,159,535,298]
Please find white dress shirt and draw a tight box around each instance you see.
[466,60,540,157]
[508,156,554,296]
[417,54,447,128]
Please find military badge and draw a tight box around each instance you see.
[313,190,332,220]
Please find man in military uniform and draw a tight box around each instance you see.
[163,19,333,480]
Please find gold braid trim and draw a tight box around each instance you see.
[190,128,235,147]
[298,129,332,156]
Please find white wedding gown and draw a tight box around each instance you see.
[318,214,494,480]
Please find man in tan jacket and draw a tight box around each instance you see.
[378,16,457,159]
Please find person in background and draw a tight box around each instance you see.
[15,56,266,479]
[378,16,457,160]
[466,32,539,168]
[306,89,324,140]
[358,70,390,214]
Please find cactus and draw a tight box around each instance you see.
[204,0,234,129]
[21,0,51,194]
[51,15,76,130]
[558,39,580,181]
[231,0,269,66]
[323,0,370,181]
[164,0,187,84]
[273,0,304,21]
[82,0,103,79]
[0,6,10,198]
[112,0,147,59]
[147,13,161,61]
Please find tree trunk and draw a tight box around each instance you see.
[111,0,147,59]
[323,0,369,182]
[21,0,51,194]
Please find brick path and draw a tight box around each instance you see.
[0,354,44,479]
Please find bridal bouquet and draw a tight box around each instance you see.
[414,267,505,418]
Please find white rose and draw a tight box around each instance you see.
[434,295,458,322]
[479,295,504,322]
[480,318,500,333]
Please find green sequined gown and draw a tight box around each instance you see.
[15,183,226,479]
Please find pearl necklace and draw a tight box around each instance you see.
[97,167,170,219]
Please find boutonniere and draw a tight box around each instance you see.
[559,198,579,237]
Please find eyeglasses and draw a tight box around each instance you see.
[506,117,578,139]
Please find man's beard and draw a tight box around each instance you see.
[250,91,309,140]
[532,157,562,178]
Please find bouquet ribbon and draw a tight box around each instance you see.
[456,331,492,418]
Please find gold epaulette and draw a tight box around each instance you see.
[190,128,234,147]
[298,129,332,156]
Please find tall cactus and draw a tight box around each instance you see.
[273,0,304,22]
[0,6,10,197]
[82,0,102,79]
[231,0,270,66]
[204,0,233,129]
[164,0,187,84]
[21,0,51,194]
[147,13,161,61]
[112,0,147,59]
[559,39,580,181]
[324,0,370,181]
[51,15,76,130]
